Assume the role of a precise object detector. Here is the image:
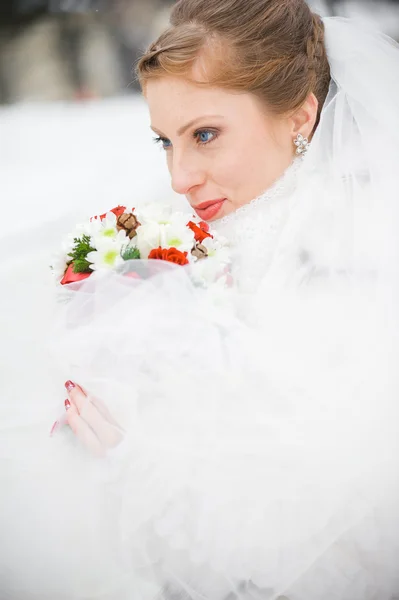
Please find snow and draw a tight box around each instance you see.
[0,96,183,240]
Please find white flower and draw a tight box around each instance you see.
[190,235,231,284]
[92,228,127,251]
[50,233,79,280]
[135,218,195,258]
[50,249,70,280]
[135,221,162,258]
[98,212,119,238]
[135,204,170,224]
[137,205,192,226]
[159,221,195,253]
[201,236,230,264]
[88,212,128,246]
[86,240,124,271]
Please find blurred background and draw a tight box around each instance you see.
[1,0,399,105]
[1,0,398,237]
[0,0,175,104]
[0,0,398,105]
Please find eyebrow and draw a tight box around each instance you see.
[151,115,225,138]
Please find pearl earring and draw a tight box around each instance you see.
[294,133,310,157]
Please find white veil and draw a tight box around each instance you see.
[285,16,399,276]
[0,16,399,600]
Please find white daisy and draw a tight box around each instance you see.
[50,233,80,280]
[201,236,230,264]
[50,249,70,280]
[86,240,125,271]
[190,236,231,284]
[135,221,162,259]
[88,212,128,246]
[137,205,192,227]
[159,221,195,253]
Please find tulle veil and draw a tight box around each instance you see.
[0,17,399,600]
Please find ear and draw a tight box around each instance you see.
[289,93,319,140]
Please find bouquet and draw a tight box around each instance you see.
[52,205,231,287]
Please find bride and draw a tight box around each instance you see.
[1,0,399,599]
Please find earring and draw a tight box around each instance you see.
[294,133,310,157]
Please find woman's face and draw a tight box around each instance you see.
[145,76,296,221]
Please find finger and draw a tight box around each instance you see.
[66,380,121,427]
[49,413,68,437]
[71,381,122,429]
[65,401,104,457]
[66,383,113,444]
[65,381,123,448]
[65,380,86,413]
[91,396,122,429]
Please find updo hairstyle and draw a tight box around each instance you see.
[137,0,331,129]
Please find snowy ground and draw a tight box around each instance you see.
[0,96,182,241]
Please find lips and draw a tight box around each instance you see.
[193,198,226,221]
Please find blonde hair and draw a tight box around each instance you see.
[136,0,331,126]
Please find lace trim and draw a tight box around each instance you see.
[212,159,304,291]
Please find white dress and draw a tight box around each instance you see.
[0,16,399,600]
[0,150,398,600]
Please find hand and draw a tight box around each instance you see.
[64,380,124,457]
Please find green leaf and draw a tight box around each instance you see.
[121,246,141,261]
[72,259,92,273]
[68,234,95,273]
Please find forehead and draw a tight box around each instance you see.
[146,76,264,131]
[146,76,231,118]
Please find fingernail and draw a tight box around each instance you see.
[50,421,59,436]
[65,399,71,411]
[65,380,75,392]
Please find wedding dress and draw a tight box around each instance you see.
[0,17,399,600]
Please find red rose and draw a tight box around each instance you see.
[187,221,212,243]
[60,263,92,285]
[148,247,189,266]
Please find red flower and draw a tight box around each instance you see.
[90,206,128,222]
[99,205,127,221]
[148,247,189,266]
[187,221,212,243]
[198,220,210,233]
[60,263,92,285]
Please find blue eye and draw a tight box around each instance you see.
[195,130,217,145]
[153,129,218,150]
[153,136,172,150]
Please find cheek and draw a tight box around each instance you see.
[213,129,292,208]
[211,143,270,191]
[245,128,287,174]
[207,145,255,188]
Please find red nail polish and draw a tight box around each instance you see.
[65,380,75,392]
[65,399,71,410]
[50,421,59,436]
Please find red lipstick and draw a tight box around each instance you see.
[194,199,226,221]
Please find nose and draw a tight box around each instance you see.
[170,152,205,195]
